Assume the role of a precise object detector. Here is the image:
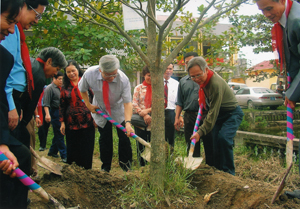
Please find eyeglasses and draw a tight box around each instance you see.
[29,5,42,20]
[103,72,118,78]
[189,72,205,80]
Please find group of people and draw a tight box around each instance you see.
[1,0,300,208]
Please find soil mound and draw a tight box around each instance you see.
[28,152,300,209]
[29,164,128,209]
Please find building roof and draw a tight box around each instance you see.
[247,60,274,71]
[156,15,232,36]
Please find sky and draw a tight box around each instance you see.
[161,0,275,67]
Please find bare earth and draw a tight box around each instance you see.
[27,150,300,209]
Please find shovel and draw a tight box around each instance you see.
[95,108,151,162]
[176,104,204,170]
[30,146,62,176]
[0,151,79,209]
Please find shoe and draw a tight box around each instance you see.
[48,153,59,158]
[39,147,45,151]
[61,158,67,163]
[27,198,31,206]
[101,168,109,173]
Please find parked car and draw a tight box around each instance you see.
[235,87,284,110]
[228,82,248,93]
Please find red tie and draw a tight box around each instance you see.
[102,80,111,115]
[164,80,168,109]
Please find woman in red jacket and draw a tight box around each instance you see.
[59,60,95,169]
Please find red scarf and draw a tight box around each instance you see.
[70,77,82,106]
[36,57,45,68]
[142,80,152,108]
[17,22,34,98]
[102,80,111,115]
[271,0,293,73]
[37,89,45,125]
[198,69,214,109]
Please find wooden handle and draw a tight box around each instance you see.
[30,146,41,160]
[135,136,151,148]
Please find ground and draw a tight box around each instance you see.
[27,150,300,209]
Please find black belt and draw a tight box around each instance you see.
[165,109,175,112]
[185,110,198,115]
[13,89,24,99]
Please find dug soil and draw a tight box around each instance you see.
[28,150,300,209]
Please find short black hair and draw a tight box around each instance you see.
[1,0,24,19]
[54,71,63,79]
[37,47,67,69]
[25,0,49,9]
[184,52,198,61]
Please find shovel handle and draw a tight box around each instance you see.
[30,146,41,160]
[95,108,151,148]
[286,73,294,166]
[0,151,41,191]
[0,151,67,208]
[189,104,203,153]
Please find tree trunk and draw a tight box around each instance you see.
[147,0,165,191]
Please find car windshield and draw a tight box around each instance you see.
[253,88,273,94]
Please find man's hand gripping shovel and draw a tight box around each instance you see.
[0,151,79,209]
[176,104,204,170]
[95,107,151,162]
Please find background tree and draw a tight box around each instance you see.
[39,0,249,191]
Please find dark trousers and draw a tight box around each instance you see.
[165,109,175,147]
[48,108,67,159]
[134,127,151,166]
[98,121,132,172]
[0,144,31,209]
[38,109,50,148]
[184,111,201,157]
[66,126,95,169]
[211,106,244,175]
[10,92,31,148]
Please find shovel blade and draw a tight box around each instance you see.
[38,157,63,176]
[175,156,203,170]
[141,147,151,162]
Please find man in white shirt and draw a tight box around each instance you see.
[79,55,133,172]
[164,64,179,148]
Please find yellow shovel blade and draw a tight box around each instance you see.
[175,156,203,170]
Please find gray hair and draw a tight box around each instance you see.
[37,47,67,68]
[99,55,120,73]
[187,56,208,73]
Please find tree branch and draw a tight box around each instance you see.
[164,0,247,66]
[76,0,150,65]
[119,0,161,29]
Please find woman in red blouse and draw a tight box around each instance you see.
[59,60,95,169]
[132,66,152,166]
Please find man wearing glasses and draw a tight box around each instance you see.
[0,1,31,208]
[1,0,48,134]
[188,57,244,176]
[79,55,134,173]
[174,52,214,166]
[1,0,49,188]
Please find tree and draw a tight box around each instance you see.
[27,0,145,80]
[50,0,248,191]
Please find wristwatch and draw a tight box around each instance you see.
[125,120,131,125]
[35,115,40,118]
